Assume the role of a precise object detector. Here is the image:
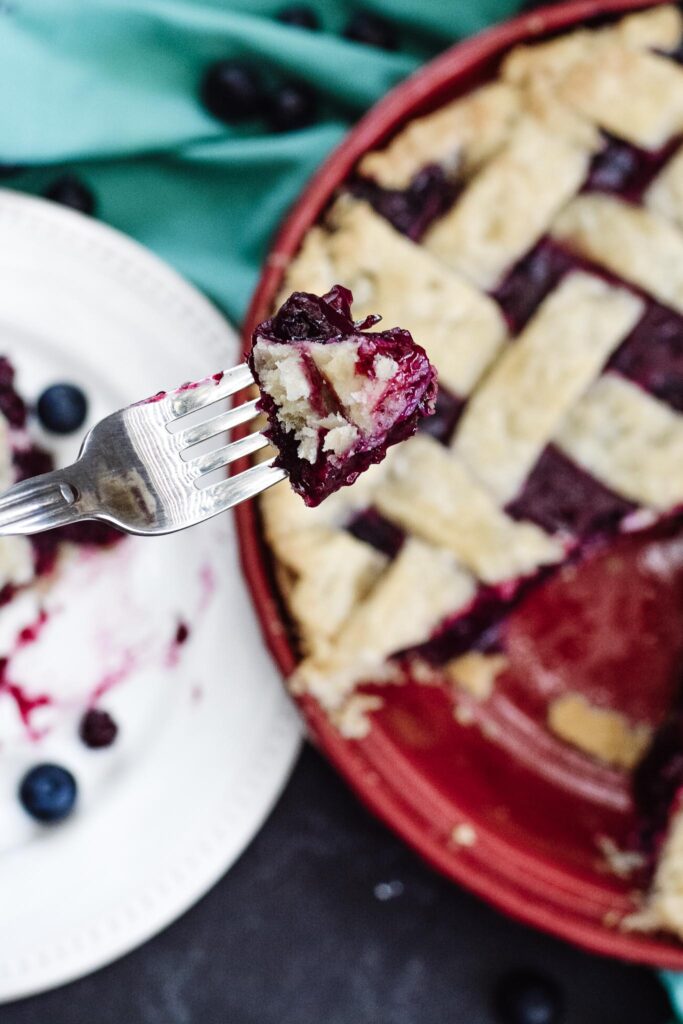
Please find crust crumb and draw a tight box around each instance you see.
[445,652,508,700]
[548,692,651,769]
[452,822,477,847]
[596,835,645,879]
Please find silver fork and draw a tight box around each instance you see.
[0,365,285,537]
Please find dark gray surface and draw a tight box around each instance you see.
[3,745,671,1023]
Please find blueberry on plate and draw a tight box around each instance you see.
[44,174,96,216]
[200,60,264,123]
[79,708,118,749]
[343,10,397,50]
[19,763,77,823]
[277,5,319,29]
[494,970,563,1024]
[37,383,88,434]
[267,82,317,132]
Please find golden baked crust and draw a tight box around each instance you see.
[372,434,564,582]
[553,195,683,314]
[278,196,507,396]
[423,119,592,289]
[557,373,683,510]
[453,273,642,503]
[357,82,521,189]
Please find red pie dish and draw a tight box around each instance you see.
[237,0,683,967]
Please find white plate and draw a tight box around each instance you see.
[0,190,301,1002]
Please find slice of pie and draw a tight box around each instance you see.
[255,4,683,942]
[249,284,437,506]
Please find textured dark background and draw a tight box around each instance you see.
[2,745,672,1024]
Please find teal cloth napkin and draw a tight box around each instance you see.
[0,0,515,325]
[662,971,683,1020]
[4,0,683,1019]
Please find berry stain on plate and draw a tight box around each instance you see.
[0,357,219,835]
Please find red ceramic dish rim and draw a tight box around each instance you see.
[235,0,683,969]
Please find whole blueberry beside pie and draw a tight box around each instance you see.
[254,5,683,945]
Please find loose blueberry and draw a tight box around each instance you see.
[37,383,88,435]
[79,708,118,749]
[200,61,264,123]
[494,970,563,1024]
[0,164,25,179]
[19,763,77,823]
[44,174,96,216]
[277,5,319,29]
[343,10,397,50]
[268,82,317,132]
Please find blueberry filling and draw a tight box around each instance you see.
[250,285,437,506]
[270,284,364,341]
[416,385,465,445]
[666,42,683,66]
[350,165,459,242]
[608,301,683,413]
[582,134,680,203]
[491,239,575,334]
[347,508,405,559]
[406,575,553,666]
[633,711,683,869]
[506,445,636,540]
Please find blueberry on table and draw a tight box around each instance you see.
[277,5,319,29]
[44,174,96,216]
[494,970,563,1024]
[79,708,118,749]
[19,763,77,823]
[343,11,397,50]
[200,61,264,123]
[37,383,88,435]
[267,82,317,132]
[0,164,25,179]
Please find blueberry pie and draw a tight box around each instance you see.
[249,284,437,506]
[257,5,683,940]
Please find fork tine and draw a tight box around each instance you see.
[200,458,287,515]
[178,398,260,450]
[191,432,270,477]
[170,364,254,419]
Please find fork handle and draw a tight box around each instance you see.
[0,463,89,536]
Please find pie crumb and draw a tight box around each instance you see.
[331,693,384,738]
[445,652,508,700]
[453,702,476,726]
[451,822,477,847]
[596,835,645,879]
[548,692,651,769]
